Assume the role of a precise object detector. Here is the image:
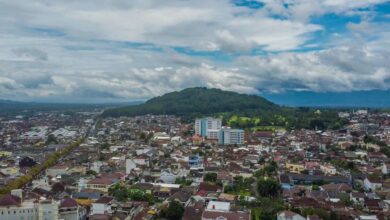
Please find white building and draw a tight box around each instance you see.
[195,118,222,138]
[382,163,390,175]
[218,127,245,145]
[160,171,176,184]
[277,211,306,220]
[126,159,137,175]
[90,197,113,215]
[0,190,59,220]
[364,177,382,192]
[206,201,230,212]
[58,198,81,220]
[39,200,59,220]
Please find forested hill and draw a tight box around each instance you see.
[102,87,281,117]
[102,87,348,130]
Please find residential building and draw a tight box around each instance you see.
[218,127,245,145]
[195,118,222,138]
[277,211,306,220]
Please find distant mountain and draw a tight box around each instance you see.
[0,99,132,117]
[102,87,281,117]
[263,90,390,108]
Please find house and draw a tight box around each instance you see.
[19,156,37,168]
[201,210,250,220]
[350,192,365,205]
[169,190,192,206]
[285,163,305,173]
[126,159,137,175]
[183,201,205,220]
[90,196,113,215]
[280,174,294,190]
[59,198,80,220]
[206,201,230,212]
[46,164,69,177]
[359,216,378,220]
[382,163,390,175]
[277,211,306,220]
[160,170,176,184]
[364,177,382,192]
[0,189,58,220]
[197,182,222,196]
[320,183,351,192]
[368,152,387,162]
[86,178,118,193]
[133,155,149,166]
[320,164,337,175]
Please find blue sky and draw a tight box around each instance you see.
[0,0,389,104]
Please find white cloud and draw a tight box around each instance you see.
[0,0,388,101]
[0,0,322,52]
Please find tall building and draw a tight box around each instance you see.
[194,117,222,138]
[218,127,245,145]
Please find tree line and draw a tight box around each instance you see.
[0,138,85,196]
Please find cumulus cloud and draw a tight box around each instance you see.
[0,0,323,52]
[0,0,388,101]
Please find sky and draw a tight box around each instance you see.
[0,0,389,103]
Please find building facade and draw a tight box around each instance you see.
[195,118,222,138]
[218,128,245,145]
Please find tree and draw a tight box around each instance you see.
[86,170,97,176]
[204,172,217,182]
[46,134,58,145]
[161,201,184,220]
[257,178,281,197]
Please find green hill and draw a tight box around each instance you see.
[102,87,347,130]
[102,87,280,117]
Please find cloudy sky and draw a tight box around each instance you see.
[0,0,389,102]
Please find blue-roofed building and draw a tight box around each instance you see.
[188,155,202,168]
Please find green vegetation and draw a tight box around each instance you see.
[204,172,218,182]
[256,177,281,198]
[224,176,255,196]
[0,138,85,195]
[249,198,285,220]
[45,134,58,145]
[331,159,360,173]
[103,87,278,117]
[109,184,155,203]
[86,170,97,176]
[254,161,278,177]
[174,177,193,186]
[103,87,347,130]
[160,201,185,220]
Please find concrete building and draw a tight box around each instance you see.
[277,211,305,220]
[218,127,244,145]
[58,198,78,220]
[39,200,59,220]
[195,118,222,138]
[0,190,59,220]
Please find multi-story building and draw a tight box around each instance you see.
[195,118,222,138]
[218,127,245,145]
[0,189,59,220]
